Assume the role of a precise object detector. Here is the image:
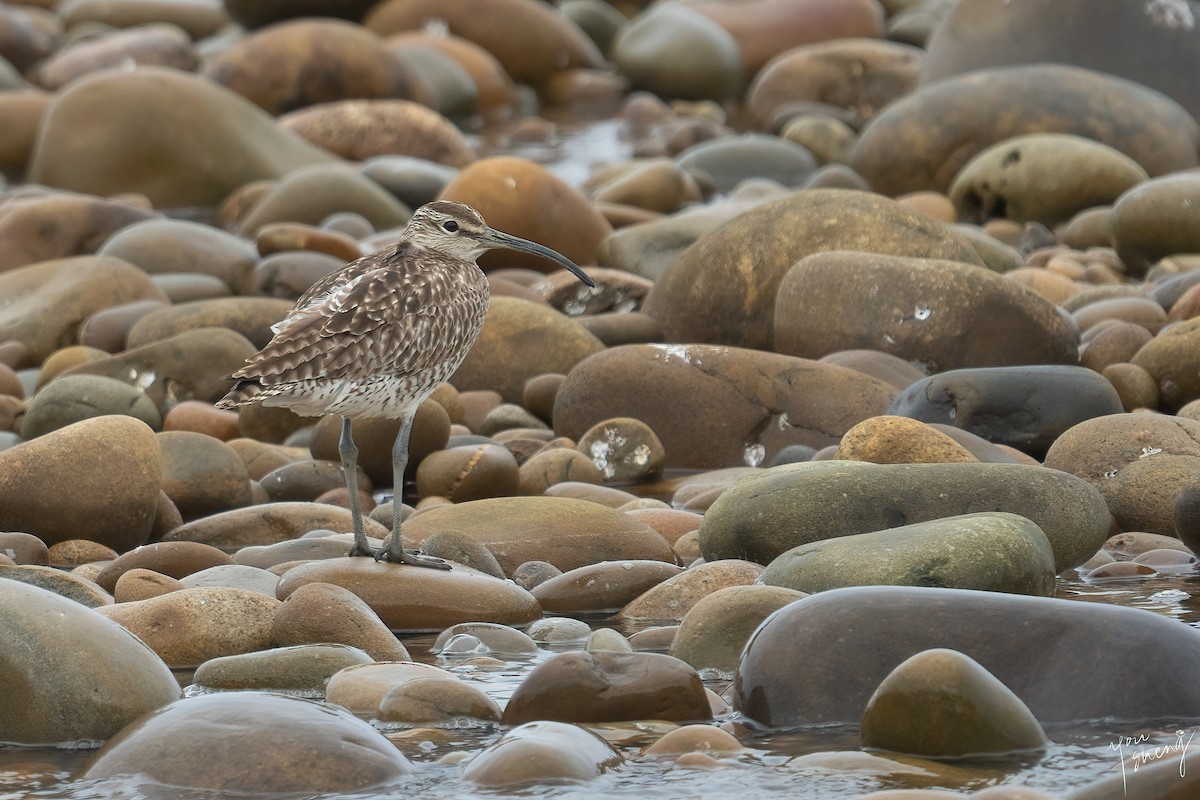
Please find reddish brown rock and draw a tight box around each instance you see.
[502,650,712,725]
[439,157,611,274]
[365,0,603,86]
[276,558,541,630]
[402,496,676,573]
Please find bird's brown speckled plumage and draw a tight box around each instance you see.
[218,202,491,418]
[215,200,595,566]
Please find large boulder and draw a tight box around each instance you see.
[699,461,1112,572]
[758,512,1057,596]
[643,189,982,349]
[554,344,897,469]
[27,67,335,208]
[853,65,1199,196]
[774,252,1077,371]
[0,581,179,744]
[0,256,167,362]
[0,416,161,551]
[921,0,1200,120]
[84,693,413,794]
[735,586,1200,726]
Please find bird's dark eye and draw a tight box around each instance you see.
[442,219,459,233]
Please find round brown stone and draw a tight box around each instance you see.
[400,496,676,573]
[365,0,603,86]
[276,558,541,630]
[451,297,605,404]
[502,650,711,725]
[439,157,611,273]
[0,415,161,552]
[853,65,1198,197]
[644,189,982,349]
[271,581,410,662]
[203,19,408,115]
[378,676,501,723]
[84,692,413,793]
[532,560,684,614]
[415,443,519,502]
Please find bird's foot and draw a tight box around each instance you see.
[347,540,375,558]
[375,545,452,570]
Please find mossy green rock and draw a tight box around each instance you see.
[759,512,1056,596]
[700,461,1111,572]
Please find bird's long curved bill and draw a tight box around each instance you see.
[483,229,596,287]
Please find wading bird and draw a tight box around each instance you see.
[217,201,595,567]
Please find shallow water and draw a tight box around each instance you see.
[4,569,1198,800]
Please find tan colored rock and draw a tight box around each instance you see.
[97,586,280,667]
[324,661,452,714]
[46,538,118,568]
[669,584,805,675]
[83,692,413,794]
[378,676,501,723]
[401,496,676,574]
[619,560,764,622]
[276,558,541,630]
[271,581,411,662]
[0,415,162,551]
[113,568,185,603]
[0,580,179,744]
[836,416,979,464]
[532,560,684,614]
[280,99,473,167]
[0,256,167,361]
[0,564,112,608]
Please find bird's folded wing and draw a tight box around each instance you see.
[234,268,449,385]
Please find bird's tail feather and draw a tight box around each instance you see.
[215,379,264,410]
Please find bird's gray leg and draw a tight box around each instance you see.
[339,416,372,557]
[379,412,450,569]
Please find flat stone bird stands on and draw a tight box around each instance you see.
[218,201,596,567]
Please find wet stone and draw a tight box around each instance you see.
[378,676,502,724]
[192,644,374,693]
[860,648,1048,758]
[502,650,712,726]
[532,560,684,614]
[270,581,411,662]
[462,720,623,787]
[0,580,179,745]
[736,586,1200,727]
[619,560,763,622]
[84,692,413,794]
